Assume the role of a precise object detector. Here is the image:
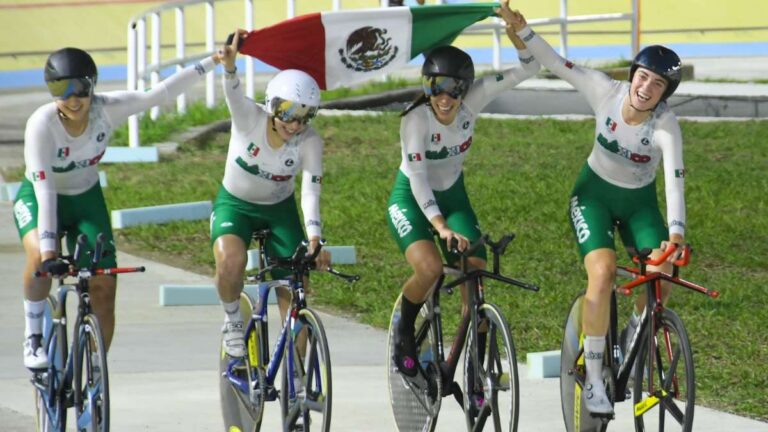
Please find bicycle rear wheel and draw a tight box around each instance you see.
[280,307,332,432]
[632,309,694,432]
[34,295,67,432]
[560,292,608,432]
[387,293,442,432]
[463,303,519,432]
[220,292,265,432]
[73,313,109,432]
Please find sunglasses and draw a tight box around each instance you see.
[272,98,319,125]
[47,77,94,100]
[422,75,470,99]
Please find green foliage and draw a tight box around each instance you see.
[102,114,767,421]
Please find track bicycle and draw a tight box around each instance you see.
[219,229,359,432]
[560,243,719,432]
[32,233,146,432]
[387,233,539,432]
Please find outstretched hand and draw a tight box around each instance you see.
[215,29,248,71]
[496,0,527,33]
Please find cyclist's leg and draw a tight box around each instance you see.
[14,180,54,368]
[620,203,673,314]
[568,168,618,414]
[387,173,441,377]
[211,188,254,357]
[262,195,305,323]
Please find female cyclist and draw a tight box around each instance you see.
[386,26,540,389]
[15,47,219,369]
[498,0,686,416]
[212,31,330,358]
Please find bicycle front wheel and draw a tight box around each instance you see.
[387,293,442,432]
[633,309,695,432]
[34,295,67,432]
[280,307,332,432]
[560,292,608,432]
[463,303,519,432]
[73,313,109,432]
[220,292,265,432]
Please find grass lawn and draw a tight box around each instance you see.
[4,108,766,421]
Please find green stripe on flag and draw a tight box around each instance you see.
[409,3,498,59]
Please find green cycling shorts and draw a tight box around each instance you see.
[568,164,667,258]
[210,186,305,279]
[386,170,486,264]
[13,178,117,269]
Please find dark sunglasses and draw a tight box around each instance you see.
[47,77,94,100]
[272,98,319,125]
[422,75,469,99]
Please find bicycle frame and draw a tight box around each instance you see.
[569,244,719,417]
[413,235,539,398]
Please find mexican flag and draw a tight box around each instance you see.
[238,3,498,89]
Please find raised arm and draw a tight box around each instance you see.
[463,24,541,112]
[497,0,614,111]
[218,29,260,134]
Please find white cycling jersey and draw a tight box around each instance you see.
[221,74,323,239]
[24,57,216,254]
[399,48,540,221]
[518,26,686,236]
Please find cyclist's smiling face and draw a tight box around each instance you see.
[273,116,307,141]
[429,92,461,125]
[56,94,92,123]
[629,67,668,111]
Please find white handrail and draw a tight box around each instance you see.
[126,0,253,147]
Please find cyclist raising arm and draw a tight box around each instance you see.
[387,29,540,381]
[212,30,330,358]
[498,0,686,416]
[14,47,220,369]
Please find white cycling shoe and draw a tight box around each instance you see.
[24,334,49,370]
[584,381,614,415]
[222,320,246,358]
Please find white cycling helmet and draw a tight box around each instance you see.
[265,69,321,124]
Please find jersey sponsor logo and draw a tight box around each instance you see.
[605,117,617,132]
[13,200,33,228]
[235,157,293,182]
[311,175,323,184]
[306,219,321,227]
[674,168,686,178]
[220,222,233,228]
[284,158,295,167]
[570,196,591,244]
[565,60,575,69]
[422,199,436,210]
[40,230,57,240]
[57,147,70,159]
[641,137,650,146]
[430,133,441,143]
[462,121,470,130]
[247,143,260,158]
[52,149,106,173]
[388,203,412,238]
[194,63,206,76]
[522,29,535,42]
[97,132,106,142]
[670,219,686,229]
[597,133,651,163]
[426,136,472,160]
[338,26,398,72]
[31,171,46,181]
[407,152,422,162]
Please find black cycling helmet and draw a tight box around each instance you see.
[629,45,681,102]
[422,45,475,83]
[44,48,98,84]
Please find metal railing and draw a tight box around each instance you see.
[126,0,637,147]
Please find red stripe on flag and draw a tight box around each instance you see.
[239,13,327,89]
